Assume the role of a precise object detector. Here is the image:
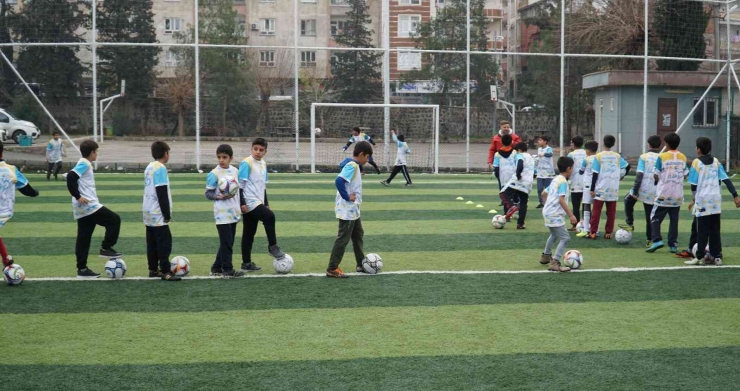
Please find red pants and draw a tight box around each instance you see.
[590,200,617,234]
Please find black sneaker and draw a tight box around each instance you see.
[222,269,246,279]
[77,268,100,279]
[536,204,544,209]
[149,270,163,278]
[240,262,262,272]
[99,248,122,258]
[210,267,223,276]
[404,183,413,187]
[268,245,285,259]
[356,266,367,273]
[380,180,389,187]
[161,272,181,281]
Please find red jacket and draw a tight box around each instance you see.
[488,133,521,165]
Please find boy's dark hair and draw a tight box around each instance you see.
[80,139,99,158]
[53,130,60,136]
[397,134,405,142]
[603,134,616,148]
[514,142,528,152]
[571,135,584,148]
[352,127,361,134]
[216,144,233,157]
[584,140,599,152]
[500,120,510,127]
[538,135,550,143]
[696,137,712,155]
[648,135,662,149]
[353,140,373,157]
[664,132,680,150]
[151,141,170,160]
[252,137,268,149]
[502,134,512,146]
[557,156,575,173]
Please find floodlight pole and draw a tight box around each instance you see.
[98,80,125,143]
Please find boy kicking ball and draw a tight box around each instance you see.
[540,156,578,272]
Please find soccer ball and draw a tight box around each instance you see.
[314,127,322,135]
[3,264,25,286]
[492,215,506,229]
[615,229,632,244]
[362,253,383,274]
[692,243,710,258]
[273,254,294,274]
[104,258,127,279]
[218,175,239,196]
[563,250,583,270]
[575,221,585,233]
[170,256,191,277]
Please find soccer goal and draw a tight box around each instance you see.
[309,103,440,174]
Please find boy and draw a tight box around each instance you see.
[646,132,687,253]
[587,135,629,239]
[499,142,535,229]
[328,141,373,278]
[540,156,578,272]
[566,136,587,231]
[684,137,740,265]
[67,139,122,278]
[205,144,245,278]
[620,135,661,247]
[535,136,555,208]
[0,140,39,268]
[343,127,381,174]
[143,141,179,281]
[493,134,516,196]
[239,138,286,272]
[380,130,412,186]
[576,141,599,237]
[46,131,65,180]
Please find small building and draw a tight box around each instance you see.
[582,70,734,160]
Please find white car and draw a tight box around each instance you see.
[0,109,40,143]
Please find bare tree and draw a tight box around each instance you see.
[159,63,194,138]
[299,67,338,134]
[253,49,294,134]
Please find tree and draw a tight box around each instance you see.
[299,67,338,133]
[13,0,89,100]
[159,65,194,137]
[0,0,16,104]
[254,49,293,134]
[331,0,382,103]
[405,0,499,108]
[653,0,710,71]
[97,0,160,99]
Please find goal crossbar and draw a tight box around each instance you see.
[310,103,440,174]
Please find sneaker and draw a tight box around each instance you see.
[210,267,223,276]
[326,267,349,278]
[404,183,413,187]
[3,255,13,267]
[646,241,664,253]
[675,250,693,259]
[99,248,122,258]
[618,224,634,232]
[567,225,578,232]
[356,266,367,273]
[548,259,570,272]
[505,205,519,221]
[268,245,285,259]
[669,246,678,254]
[540,253,553,265]
[646,241,653,249]
[380,180,389,187]
[148,270,163,278]
[161,272,181,281]
[713,257,723,266]
[604,232,613,240]
[241,262,262,272]
[536,204,544,209]
[222,269,246,278]
[77,268,100,279]
[576,231,589,238]
[516,224,526,230]
[585,233,597,240]
[684,258,702,266]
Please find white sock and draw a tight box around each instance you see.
[583,210,591,232]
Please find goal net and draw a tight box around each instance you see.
[309,103,439,174]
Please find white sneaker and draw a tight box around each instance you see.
[684,258,701,265]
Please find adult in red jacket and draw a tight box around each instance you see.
[487,120,520,171]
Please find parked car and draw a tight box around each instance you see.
[0,128,6,142]
[0,109,40,143]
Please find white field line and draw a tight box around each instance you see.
[24,265,740,282]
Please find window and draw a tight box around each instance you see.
[693,98,718,127]
[301,51,316,67]
[0,113,8,123]
[165,50,179,67]
[259,51,275,67]
[398,15,421,37]
[397,48,421,70]
[237,14,247,37]
[259,19,275,35]
[331,20,348,37]
[301,19,317,36]
[331,0,349,5]
[399,0,421,4]
[164,18,181,34]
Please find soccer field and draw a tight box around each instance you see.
[2,173,740,390]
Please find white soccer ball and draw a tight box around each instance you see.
[104,258,127,279]
[218,175,239,196]
[273,254,294,274]
[576,221,585,233]
[314,127,322,135]
[3,264,25,286]
[170,256,191,277]
[362,253,383,274]
[692,243,710,258]
[563,250,583,270]
[615,229,632,244]
[492,215,506,229]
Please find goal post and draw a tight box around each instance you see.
[310,103,440,174]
